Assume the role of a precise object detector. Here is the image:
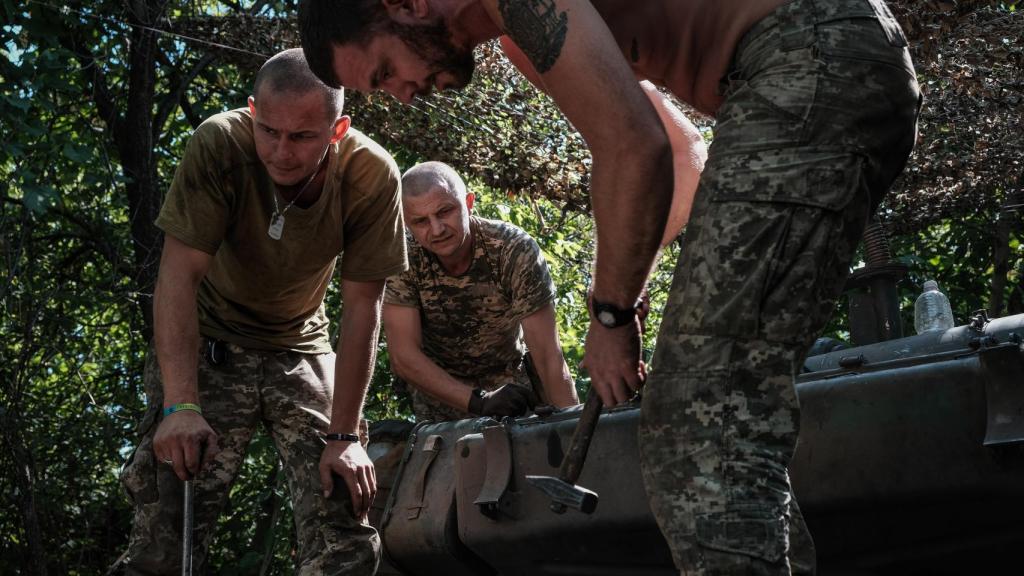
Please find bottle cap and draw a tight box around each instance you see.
[923,280,938,291]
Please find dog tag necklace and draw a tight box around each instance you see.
[267,161,321,240]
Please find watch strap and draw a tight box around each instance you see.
[590,296,642,328]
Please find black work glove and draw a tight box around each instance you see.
[467,384,535,418]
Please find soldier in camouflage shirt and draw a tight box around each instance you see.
[384,162,579,422]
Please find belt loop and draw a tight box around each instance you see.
[778,0,817,52]
[867,0,908,47]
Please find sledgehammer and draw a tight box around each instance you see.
[526,391,603,514]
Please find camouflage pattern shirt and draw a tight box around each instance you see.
[385,217,556,421]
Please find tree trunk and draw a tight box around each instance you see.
[990,208,1011,317]
[3,249,50,575]
[121,0,166,342]
[999,189,1024,317]
[1010,259,1024,315]
[4,420,50,576]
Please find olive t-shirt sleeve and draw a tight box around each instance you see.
[155,121,232,254]
[504,231,557,320]
[338,145,408,281]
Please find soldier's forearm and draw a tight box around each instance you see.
[589,141,673,308]
[153,275,201,406]
[330,349,373,435]
[543,361,578,408]
[392,348,477,412]
[330,290,383,434]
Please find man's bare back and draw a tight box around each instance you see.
[582,0,787,115]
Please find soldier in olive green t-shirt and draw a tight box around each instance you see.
[121,49,405,576]
[383,162,579,423]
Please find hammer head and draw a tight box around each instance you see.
[525,474,599,514]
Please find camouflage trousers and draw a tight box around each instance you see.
[638,0,921,574]
[121,339,379,575]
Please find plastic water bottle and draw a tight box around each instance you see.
[914,280,954,334]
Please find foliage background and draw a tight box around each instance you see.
[1,1,1021,574]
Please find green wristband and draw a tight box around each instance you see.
[163,403,202,417]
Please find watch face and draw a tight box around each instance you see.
[598,310,617,327]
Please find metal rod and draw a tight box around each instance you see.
[182,479,194,576]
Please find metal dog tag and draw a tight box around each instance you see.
[267,213,285,240]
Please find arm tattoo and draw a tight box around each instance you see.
[499,0,568,74]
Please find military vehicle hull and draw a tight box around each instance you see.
[375,314,1024,575]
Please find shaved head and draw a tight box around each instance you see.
[400,161,475,267]
[402,161,468,200]
[254,48,345,119]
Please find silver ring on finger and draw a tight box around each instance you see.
[162,458,173,465]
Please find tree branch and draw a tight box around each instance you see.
[57,32,125,142]
[179,92,203,129]
[154,52,219,137]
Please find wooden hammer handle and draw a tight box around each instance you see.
[559,391,604,484]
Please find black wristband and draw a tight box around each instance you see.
[590,296,642,328]
[323,432,359,443]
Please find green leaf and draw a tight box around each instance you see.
[2,141,25,159]
[21,182,57,214]
[3,95,31,111]
[62,143,93,163]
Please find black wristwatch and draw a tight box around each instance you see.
[590,296,641,328]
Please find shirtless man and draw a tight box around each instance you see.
[298,1,921,573]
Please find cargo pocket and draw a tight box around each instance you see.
[120,404,161,505]
[704,151,862,211]
[682,152,864,338]
[696,507,789,564]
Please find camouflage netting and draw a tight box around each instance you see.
[171,0,1022,233]
[884,0,1022,234]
